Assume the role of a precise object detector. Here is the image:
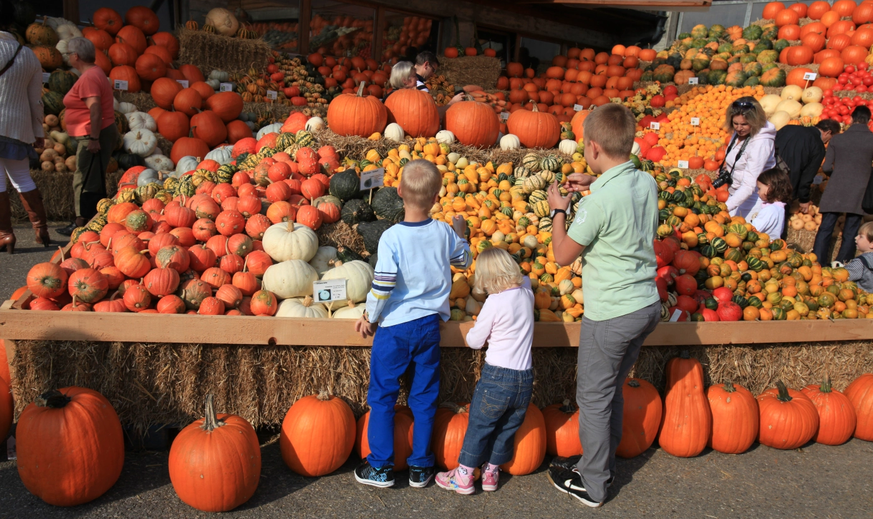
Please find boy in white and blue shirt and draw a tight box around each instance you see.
[354,159,470,489]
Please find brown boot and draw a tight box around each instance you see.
[19,189,50,247]
[0,191,15,254]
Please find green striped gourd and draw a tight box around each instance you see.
[522,174,548,194]
[275,132,296,150]
[216,164,237,184]
[295,130,314,147]
[528,189,548,205]
[96,198,114,215]
[532,200,550,218]
[522,153,541,172]
[539,155,561,172]
[514,166,532,179]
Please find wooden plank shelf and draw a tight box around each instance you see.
[3,299,873,347]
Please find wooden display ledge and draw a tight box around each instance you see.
[3,298,873,348]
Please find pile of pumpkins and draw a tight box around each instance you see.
[759,84,825,129]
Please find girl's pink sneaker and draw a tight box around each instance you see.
[481,469,499,491]
[435,468,475,495]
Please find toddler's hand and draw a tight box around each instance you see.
[354,315,377,339]
[452,215,467,239]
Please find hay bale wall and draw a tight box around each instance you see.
[440,56,502,90]
[178,28,272,75]
[9,170,123,223]
[11,341,873,434]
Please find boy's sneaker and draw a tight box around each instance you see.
[547,465,604,508]
[832,261,845,268]
[435,468,474,495]
[549,455,614,487]
[354,460,395,488]
[481,468,499,492]
[408,465,434,488]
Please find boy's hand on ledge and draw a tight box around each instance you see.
[354,315,377,339]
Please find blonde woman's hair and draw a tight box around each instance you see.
[859,221,873,242]
[389,61,415,90]
[474,248,524,294]
[724,96,767,136]
[583,103,636,159]
[399,159,441,210]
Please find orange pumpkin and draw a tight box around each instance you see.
[659,352,712,458]
[326,83,387,137]
[279,392,355,477]
[499,404,547,475]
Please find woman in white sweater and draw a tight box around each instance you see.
[0,12,50,254]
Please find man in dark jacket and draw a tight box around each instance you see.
[813,107,873,264]
[775,120,840,215]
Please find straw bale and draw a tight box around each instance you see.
[440,56,503,90]
[10,170,123,223]
[178,28,271,75]
[117,91,157,113]
[11,339,872,436]
[318,221,366,254]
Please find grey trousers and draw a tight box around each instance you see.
[574,301,660,503]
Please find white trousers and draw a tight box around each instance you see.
[0,157,37,193]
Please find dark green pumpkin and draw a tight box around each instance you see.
[48,69,77,95]
[356,219,393,255]
[113,150,145,171]
[329,169,362,201]
[371,187,405,224]
[340,198,376,226]
[41,90,64,115]
[336,245,365,264]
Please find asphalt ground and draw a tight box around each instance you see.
[0,222,66,301]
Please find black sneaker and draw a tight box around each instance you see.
[549,456,614,487]
[547,465,604,508]
[408,465,434,488]
[354,460,395,488]
[56,222,78,237]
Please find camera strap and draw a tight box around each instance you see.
[722,133,751,179]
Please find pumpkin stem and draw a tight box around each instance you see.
[627,378,640,388]
[302,295,313,307]
[286,219,293,232]
[36,389,71,408]
[201,394,226,432]
[439,401,467,413]
[58,245,65,262]
[530,101,539,113]
[820,374,832,393]
[317,390,330,401]
[775,380,792,402]
[559,398,575,413]
[722,381,736,392]
[356,82,366,97]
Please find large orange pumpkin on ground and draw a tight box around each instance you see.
[801,376,857,446]
[706,382,758,454]
[432,403,469,470]
[279,391,355,477]
[541,400,582,457]
[844,373,873,440]
[659,351,711,457]
[355,409,414,470]
[757,381,819,449]
[500,404,546,475]
[616,378,662,458]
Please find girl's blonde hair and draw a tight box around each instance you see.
[724,96,768,136]
[474,248,524,294]
[389,61,415,90]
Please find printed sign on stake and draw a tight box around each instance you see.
[313,279,347,303]
[360,168,385,190]
[113,79,128,91]
[219,83,233,92]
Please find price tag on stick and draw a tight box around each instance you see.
[573,104,585,111]
[669,309,683,322]
[113,79,128,91]
[313,279,347,304]
[219,82,233,92]
[42,72,50,84]
[649,122,660,130]
[691,117,700,127]
[688,77,699,85]
[803,72,817,81]
[176,80,189,88]
[267,90,278,100]
[677,160,689,169]
[360,168,385,191]
[499,111,509,121]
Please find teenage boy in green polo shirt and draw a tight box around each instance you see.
[545,103,660,508]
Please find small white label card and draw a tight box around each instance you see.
[499,111,509,121]
[688,77,699,85]
[803,72,817,81]
[360,168,385,190]
[219,82,233,92]
[176,80,189,88]
[113,79,128,91]
[691,117,700,126]
[649,122,660,130]
[573,104,585,111]
[669,309,683,322]
[313,279,347,303]
[266,90,278,100]
[42,72,50,83]
[677,160,689,169]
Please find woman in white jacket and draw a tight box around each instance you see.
[720,97,776,219]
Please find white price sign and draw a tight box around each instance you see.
[176,80,189,88]
[313,279,347,303]
[219,82,233,92]
[649,122,660,130]
[677,160,690,169]
[360,168,385,190]
[803,72,818,81]
[113,79,129,91]
[499,111,509,121]
[573,104,585,111]
[669,309,683,322]
[690,117,700,126]
[688,77,699,85]
[266,90,278,100]
[42,72,50,84]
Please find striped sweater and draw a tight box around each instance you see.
[846,252,873,294]
[0,32,45,144]
[366,218,472,327]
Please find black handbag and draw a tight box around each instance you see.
[863,167,873,214]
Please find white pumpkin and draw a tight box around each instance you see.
[116,102,138,114]
[125,111,157,132]
[464,295,482,316]
[305,116,326,132]
[631,141,641,157]
[309,246,338,276]
[320,260,375,304]
[136,168,160,187]
[447,152,460,164]
[205,145,234,165]
[209,70,230,82]
[436,130,455,144]
[775,99,802,119]
[759,94,782,116]
[276,296,328,318]
[144,153,174,172]
[262,222,319,262]
[500,134,520,150]
[205,8,240,36]
[384,122,405,142]
[769,111,791,130]
[332,301,366,319]
[123,129,157,157]
[262,260,319,299]
[780,85,803,102]
[56,39,71,65]
[801,86,823,104]
[558,139,577,155]
[257,123,282,140]
[206,78,220,90]
[174,156,200,177]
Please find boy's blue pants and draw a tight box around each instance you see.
[367,314,441,469]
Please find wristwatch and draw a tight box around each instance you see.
[549,208,566,219]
